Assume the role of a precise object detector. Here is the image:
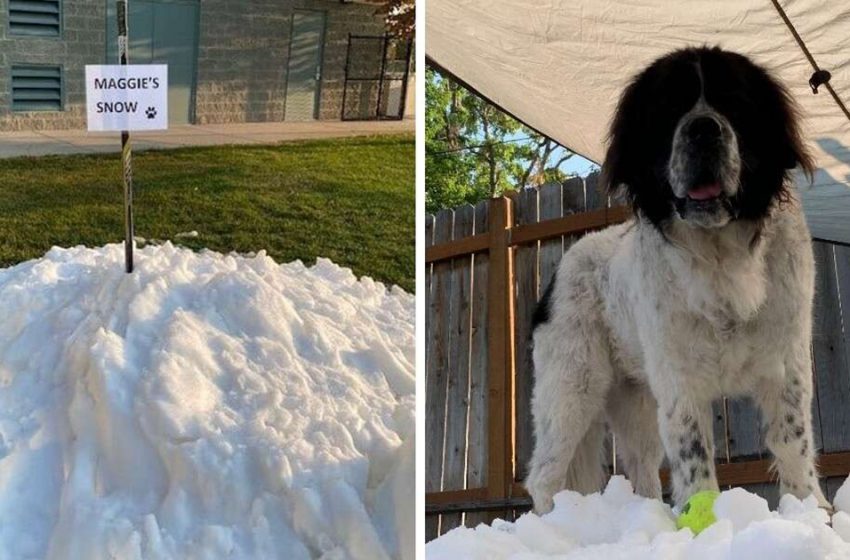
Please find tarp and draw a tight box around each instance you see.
[426,1,850,243]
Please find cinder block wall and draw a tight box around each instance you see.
[316,1,387,121]
[193,0,387,124]
[192,0,292,124]
[0,0,106,131]
[0,0,388,130]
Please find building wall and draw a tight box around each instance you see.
[193,0,387,124]
[315,1,387,121]
[0,0,389,130]
[192,0,291,124]
[0,0,106,131]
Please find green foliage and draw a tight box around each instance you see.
[0,134,415,292]
[425,67,574,213]
[374,0,415,38]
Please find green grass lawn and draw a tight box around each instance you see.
[0,134,414,292]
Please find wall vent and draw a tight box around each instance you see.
[11,65,63,112]
[9,0,61,37]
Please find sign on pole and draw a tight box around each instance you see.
[84,0,168,273]
[84,65,168,131]
[84,64,168,273]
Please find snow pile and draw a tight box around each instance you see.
[0,243,414,560]
[427,476,850,560]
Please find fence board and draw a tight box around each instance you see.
[830,244,850,452]
[562,178,586,254]
[424,214,438,541]
[810,298,825,477]
[563,176,586,213]
[813,242,850,453]
[441,205,476,533]
[426,209,454,539]
[725,395,771,503]
[538,183,565,293]
[726,397,762,461]
[811,345,825,454]
[486,197,516,501]
[513,188,539,482]
[714,400,730,463]
[707,399,731,500]
[725,397,763,461]
[827,477,846,503]
[807,241,850,509]
[425,215,435,377]
[585,172,604,211]
[466,200,493,528]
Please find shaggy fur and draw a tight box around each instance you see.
[526,46,826,513]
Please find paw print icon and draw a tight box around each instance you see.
[145,107,157,119]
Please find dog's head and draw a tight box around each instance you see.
[602,46,813,229]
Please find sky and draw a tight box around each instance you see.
[562,152,599,177]
[504,130,600,178]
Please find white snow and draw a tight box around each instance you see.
[712,487,771,532]
[0,243,414,560]
[833,477,850,514]
[427,476,850,560]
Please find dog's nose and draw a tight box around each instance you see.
[687,116,722,141]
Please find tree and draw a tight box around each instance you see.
[517,137,575,189]
[425,67,575,213]
[374,0,415,39]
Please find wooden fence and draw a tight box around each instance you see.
[424,173,850,541]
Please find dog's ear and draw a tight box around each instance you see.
[771,79,814,177]
[734,60,815,222]
[601,78,641,200]
[736,55,814,178]
[602,69,673,226]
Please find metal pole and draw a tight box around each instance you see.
[375,34,389,119]
[397,37,412,120]
[117,0,134,273]
[341,34,352,120]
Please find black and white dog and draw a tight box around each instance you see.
[526,46,826,512]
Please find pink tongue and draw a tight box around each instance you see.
[688,183,722,200]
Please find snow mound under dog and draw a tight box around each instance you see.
[0,243,414,560]
[427,475,850,560]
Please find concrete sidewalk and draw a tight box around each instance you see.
[0,119,414,158]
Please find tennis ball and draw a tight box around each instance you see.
[676,490,720,534]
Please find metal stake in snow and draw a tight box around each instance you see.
[117,0,134,273]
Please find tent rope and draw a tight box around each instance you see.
[768,0,850,123]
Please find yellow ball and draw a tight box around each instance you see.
[676,490,720,534]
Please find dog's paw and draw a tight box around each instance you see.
[525,476,555,515]
[531,493,554,515]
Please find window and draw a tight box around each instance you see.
[11,65,63,112]
[9,0,61,37]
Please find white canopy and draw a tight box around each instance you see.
[426,1,850,243]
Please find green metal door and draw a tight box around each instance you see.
[151,2,197,125]
[107,0,198,125]
[285,10,326,121]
